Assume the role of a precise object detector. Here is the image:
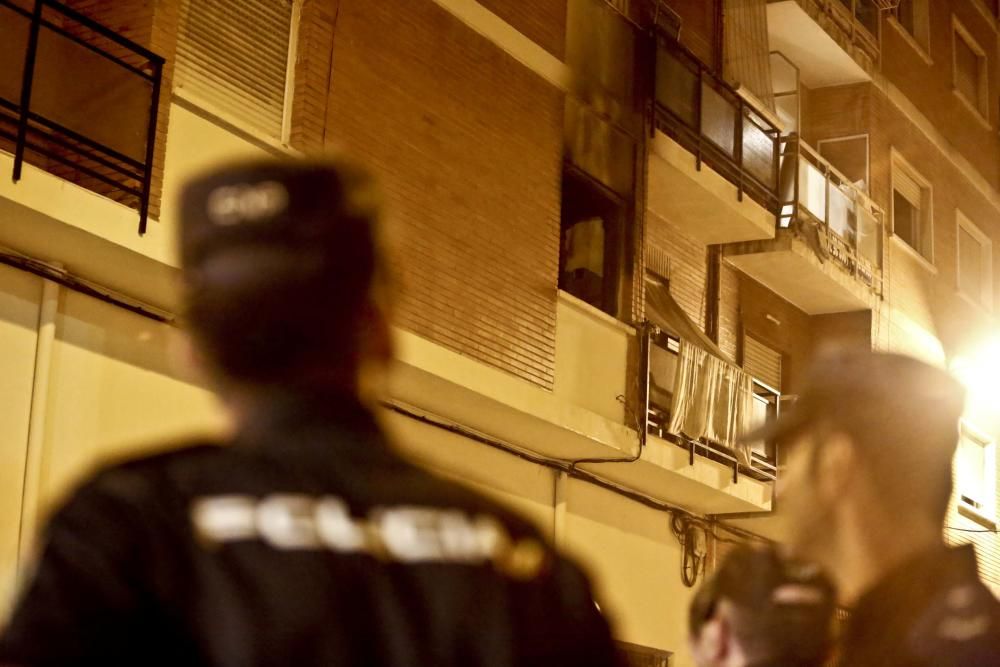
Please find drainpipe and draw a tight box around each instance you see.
[17,277,59,578]
[553,471,568,549]
[706,245,722,344]
[714,0,725,75]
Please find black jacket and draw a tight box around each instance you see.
[0,396,618,666]
[840,543,1000,666]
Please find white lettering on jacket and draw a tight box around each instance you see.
[191,495,519,568]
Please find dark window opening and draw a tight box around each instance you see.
[559,165,625,316]
[893,190,921,253]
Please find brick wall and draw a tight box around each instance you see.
[719,263,740,360]
[289,0,336,153]
[325,0,563,389]
[802,80,1000,358]
[869,87,999,358]
[881,0,1000,189]
[662,0,720,69]
[645,210,708,333]
[738,275,813,392]
[477,0,566,58]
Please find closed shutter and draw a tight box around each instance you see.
[743,334,781,391]
[954,31,982,111]
[893,167,922,207]
[175,0,295,139]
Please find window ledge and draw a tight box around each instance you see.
[970,0,999,33]
[172,91,304,157]
[956,288,993,315]
[557,290,636,336]
[889,234,937,274]
[958,502,998,530]
[952,88,993,131]
[887,18,933,66]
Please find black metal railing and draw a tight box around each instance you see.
[643,326,779,484]
[0,0,163,234]
[652,33,781,215]
[777,135,884,294]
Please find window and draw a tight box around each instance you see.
[956,212,993,310]
[818,135,870,191]
[175,0,299,141]
[891,156,933,262]
[955,422,997,524]
[743,334,782,463]
[560,166,625,315]
[953,20,989,120]
[895,0,931,55]
[562,0,640,318]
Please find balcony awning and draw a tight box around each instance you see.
[644,276,732,364]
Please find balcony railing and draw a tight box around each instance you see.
[0,0,164,234]
[643,326,779,484]
[653,33,781,215]
[778,135,884,293]
[771,0,881,63]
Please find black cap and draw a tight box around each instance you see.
[743,349,965,450]
[178,157,382,382]
[690,545,836,655]
[180,157,379,276]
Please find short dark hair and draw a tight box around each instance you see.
[179,158,380,385]
[690,546,835,666]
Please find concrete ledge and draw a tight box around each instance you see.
[647,132,776,246]
[725,232,875,315]
[390,328,773,514]
[0,153,181,312]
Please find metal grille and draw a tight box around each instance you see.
[618,642,672,667]
[645,244,672,282]
[175,0,295,139]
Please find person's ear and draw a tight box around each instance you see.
[695,617,728,664]
[815,431,856,504]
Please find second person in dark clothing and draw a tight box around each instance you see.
[749,349,1000,666]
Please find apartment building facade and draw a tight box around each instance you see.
[0,0,998,664]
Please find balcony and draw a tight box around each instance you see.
[642,321,779,487]
[725,136,883,314]
[766,0,880,87]
[0,0,163,234]
[647,34,779,246]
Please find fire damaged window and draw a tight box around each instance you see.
[560,167,626,313]
[560,0,643,318]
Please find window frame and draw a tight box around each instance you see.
[955,210,993,311]
[173,0,303,147]
[890,150,935,267]
[891,0,932,64]
[558,162,628,319]
[817,133,871,193]
[955,420,998,527]
[952,16,991,127]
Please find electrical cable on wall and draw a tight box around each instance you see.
[382,399,768,589]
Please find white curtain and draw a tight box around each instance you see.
[668,340,756,465]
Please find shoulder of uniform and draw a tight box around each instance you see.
[907,580,1000,661]
[77,440,229,504]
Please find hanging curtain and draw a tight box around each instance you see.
[722,0,775,112]
[668,340,756,465]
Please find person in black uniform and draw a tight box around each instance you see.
[748,349,1000,666]
[0,158,620,666]
[688,544,836,667]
